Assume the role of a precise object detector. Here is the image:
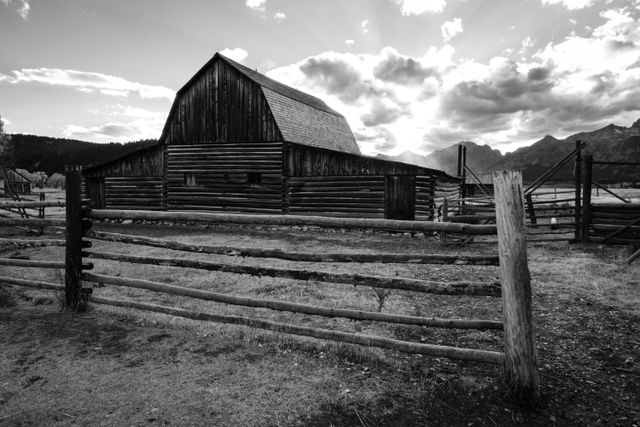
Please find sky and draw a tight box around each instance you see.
[1,0,640,156]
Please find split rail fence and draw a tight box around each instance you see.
[0,166,539,400]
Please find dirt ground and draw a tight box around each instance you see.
[1,221,639,426]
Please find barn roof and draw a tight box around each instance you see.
[159,52,360,155]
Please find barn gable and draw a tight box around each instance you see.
[160,53,360,154]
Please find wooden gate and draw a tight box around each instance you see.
[385,175,415,220]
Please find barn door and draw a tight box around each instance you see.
[385,175,415,220]
[86,177,105,209]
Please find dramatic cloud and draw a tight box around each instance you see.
[441,18,463,42]
[2,0,30,20]
[245,0,266,12]
[220,47,249,63]
[540,0,594,10]
[391,0,447,15]
[267,6,640,156]
[0,68,175,100]
[63,105,166,143]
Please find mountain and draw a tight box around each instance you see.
[379,119,640,183]
[6,134,157,175]
[377,141,504,176]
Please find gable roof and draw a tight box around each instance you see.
[159,52,360,155]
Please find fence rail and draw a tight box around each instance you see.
[0,166,540,400]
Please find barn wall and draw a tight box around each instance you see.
[104,177,163,210]
[287,175,386,218]
[166,143,283,213]
[84,145,164,178]
[415,175,436,221]
[165,61,282,145]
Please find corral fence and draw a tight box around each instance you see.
[0,166,539,401]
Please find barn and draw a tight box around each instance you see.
[84,52,460,220]
[1,168,32,195]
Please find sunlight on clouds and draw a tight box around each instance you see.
[540,0,594,10]
[245,0,266,12]
[274,11,286,22]
[441,18,463,42]
[220,48,249,63]
[62,105,166,142]
[0,68,175,100]
[391,0,447,15]
[1,0,30,20]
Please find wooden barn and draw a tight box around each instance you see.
[84,52,460,220]
[1,169,32,195]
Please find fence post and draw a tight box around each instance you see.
[581,155,593,243]
[65,165,83,310]
[493,170,539,402]
[574,140,582,241]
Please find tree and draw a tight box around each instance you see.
[47,173,65,189]
[0,115,14,169]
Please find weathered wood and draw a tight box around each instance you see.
[90,295,504,363]
[581,155,593,242]
[88,209,497,234]
[493,170,539,402]
[0,200,65,209]
[65,165,83,310]
[0,275,64,291]
[0,238,65,247]
[86,251,502,296]
[84,229,499,265]
[0,258,65,269]
[83,271,502,330]
[574,140,583,241]
[0,218,65,227]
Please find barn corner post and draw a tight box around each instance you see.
[581,154,593,243]
[65,165,83,310]
[493,170,540,403]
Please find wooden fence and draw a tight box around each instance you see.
[0,166,539,400]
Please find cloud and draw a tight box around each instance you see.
[361,19,369,34]
[245,0,266,12]
[63,105,166,142]
[2,0,30,20]
[345,39,355,46]
[274,11,286,22]
[391,0,447,15]
[0,68,175,100]
[540,0,593,10]
[373,48,436,85]
[441,18,463,42]
[220,47,249,63]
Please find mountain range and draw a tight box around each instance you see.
[5,118,640,183]
[379,119,640,183]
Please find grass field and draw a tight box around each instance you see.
[1,214,639,426]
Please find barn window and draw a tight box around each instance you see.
[184,173,197,186]
[247,172,262,186]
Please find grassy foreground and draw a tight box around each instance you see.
[1,222,639,426]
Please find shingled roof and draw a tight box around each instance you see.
[160,53,360,155]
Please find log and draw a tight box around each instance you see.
[0,238,65,247]
[0,200,65,209]
[82,272,502,330]
[493,170,539,401]
[0,275,64,291]
[0,258,65,269]
[85,252,502,296]
[65,165,83,309]
[83,229,500,265]
[0,218,65,227]
[87,210,497,235]
[88,295,504,364]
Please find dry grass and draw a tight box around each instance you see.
[1,221,639,426]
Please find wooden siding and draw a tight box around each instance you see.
[590,203,640,242]
[287,143,435,177]
[166,143,283,213]
[165,60,282,145]
[287,175,385,218]
[415,175,436,221]
[84,145,164,178]
[103,177,163,210]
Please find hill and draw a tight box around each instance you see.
[6,134,157,175]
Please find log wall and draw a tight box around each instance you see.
[415,175,436,221]
[287,175,385,218]
[590,203,640,242]
[104,177,164,211]
[166,143,283,213]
